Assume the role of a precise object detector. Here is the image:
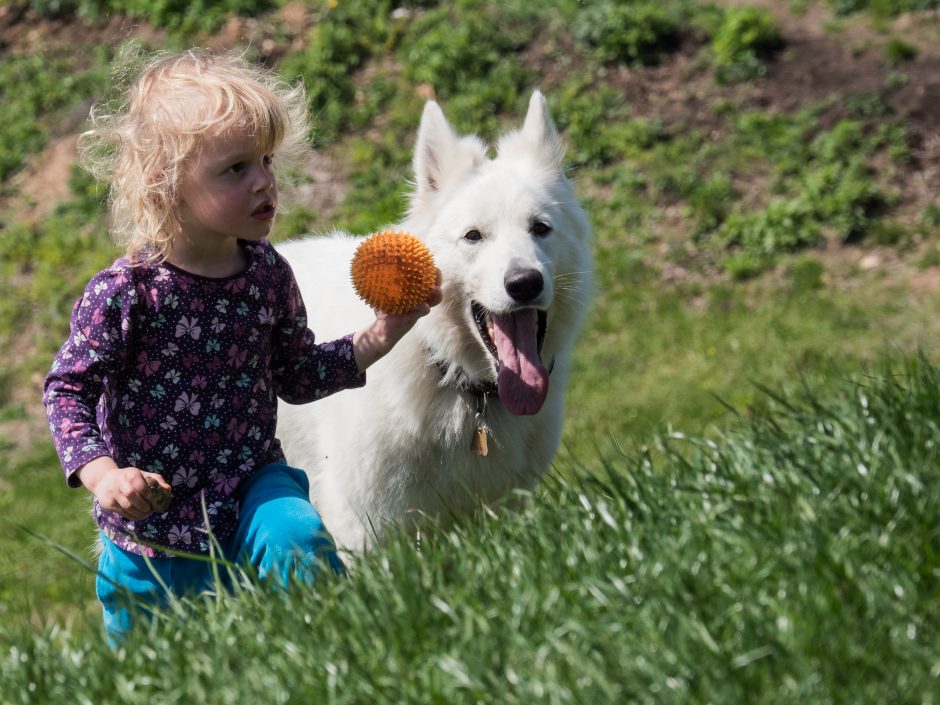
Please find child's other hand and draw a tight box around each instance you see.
[353,268,443,372]
[97,467,172,520]
[78,457,172,521]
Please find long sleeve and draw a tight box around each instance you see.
[270,270,365,405]
[43,267,136,487]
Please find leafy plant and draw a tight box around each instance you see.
[552,84,633,167]
[786,255,826,292]
[922,203,940,229]
[828,0,940,16]
[0,168,113,393]
[723,250,768,279]
[0,50,110,180]
[685,173,738,234]
[29,0,277,33]
[399,0,537,136]
[884,37,919,65]
[279,0,399,147]
[711,6,784,83]
[717,197,822,255]
[702,115,887,260]
[572,0,689,66]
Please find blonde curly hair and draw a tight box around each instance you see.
[79,49,309,264]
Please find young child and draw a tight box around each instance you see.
[42,50,441,641]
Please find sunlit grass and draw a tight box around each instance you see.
[564,240,940,455]
[2,4,939,699]
[2,354,937,703]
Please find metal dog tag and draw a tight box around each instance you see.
[471,419,489,456]
[470,394,489,456]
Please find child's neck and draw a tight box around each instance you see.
[168,237,248,279]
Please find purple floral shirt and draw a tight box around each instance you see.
[43,239,364,557]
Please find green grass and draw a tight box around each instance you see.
[2,354,937,702]
[26,0,277,34]
[2,1,940,697]
[0,445,101,632]
[0,173,116,407]
[0,49,111,182]
[564,249,940,451]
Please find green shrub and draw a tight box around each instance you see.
[800,161,884,240]
[844,92,894,119]
[686,173,738,235]
[870,221,908,245]
[401,1,534,93]
[732,110,816,176]
[828,0,940,16]
[884,37,919,65]
[279,1,398,147]
[810,119,869,162]
[552,78,669,168]
[572,0,688,66]
[399,1,536,136]
[922,203,940,229]
[711,6,783,83]
[723,250,769,280]
[917,246,940,269]
[0,50,110,181]
[716,161,882,257]
[710,115,886,260]
[29,0,276,33]
[552,84,632,166]
[328,135,411,234]
[718,198,822,255]
[787,255,826,292]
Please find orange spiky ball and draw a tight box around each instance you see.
[350,230,437,315]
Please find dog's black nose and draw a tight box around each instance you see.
[505,268,544,303]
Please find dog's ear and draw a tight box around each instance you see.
[413,101,486,201]
[519,90,565,170]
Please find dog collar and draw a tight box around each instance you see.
[431,355,555,400]
[432,358,496,457]
[433,358,499,398]
[431,352,554,457]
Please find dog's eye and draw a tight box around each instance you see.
[464,229,483,242]
[531,220,552,236]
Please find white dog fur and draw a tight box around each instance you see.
[276,91,593,552]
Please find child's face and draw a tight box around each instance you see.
[177,126,278,248]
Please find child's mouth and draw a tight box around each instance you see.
[252,202,276,220]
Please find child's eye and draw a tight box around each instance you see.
[263,154,274,167]
[227,162,246,174]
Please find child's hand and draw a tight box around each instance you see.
[95,467,172,520]
[375,267,444,340]
[77,457,173,521]
[353,268,443,372]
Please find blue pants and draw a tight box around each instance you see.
[95,463,343,643]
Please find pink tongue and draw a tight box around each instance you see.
[492,310,549,416]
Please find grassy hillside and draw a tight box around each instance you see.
[3,354,937,702]
[2,0,939,444]
[0,0,938,698]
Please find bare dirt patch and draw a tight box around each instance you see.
[11,135,78,223]
[291,148,351,223]
[0,4,164,60]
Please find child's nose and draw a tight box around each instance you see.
[254,168,275,192]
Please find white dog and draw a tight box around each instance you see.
[276,91,593,551]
